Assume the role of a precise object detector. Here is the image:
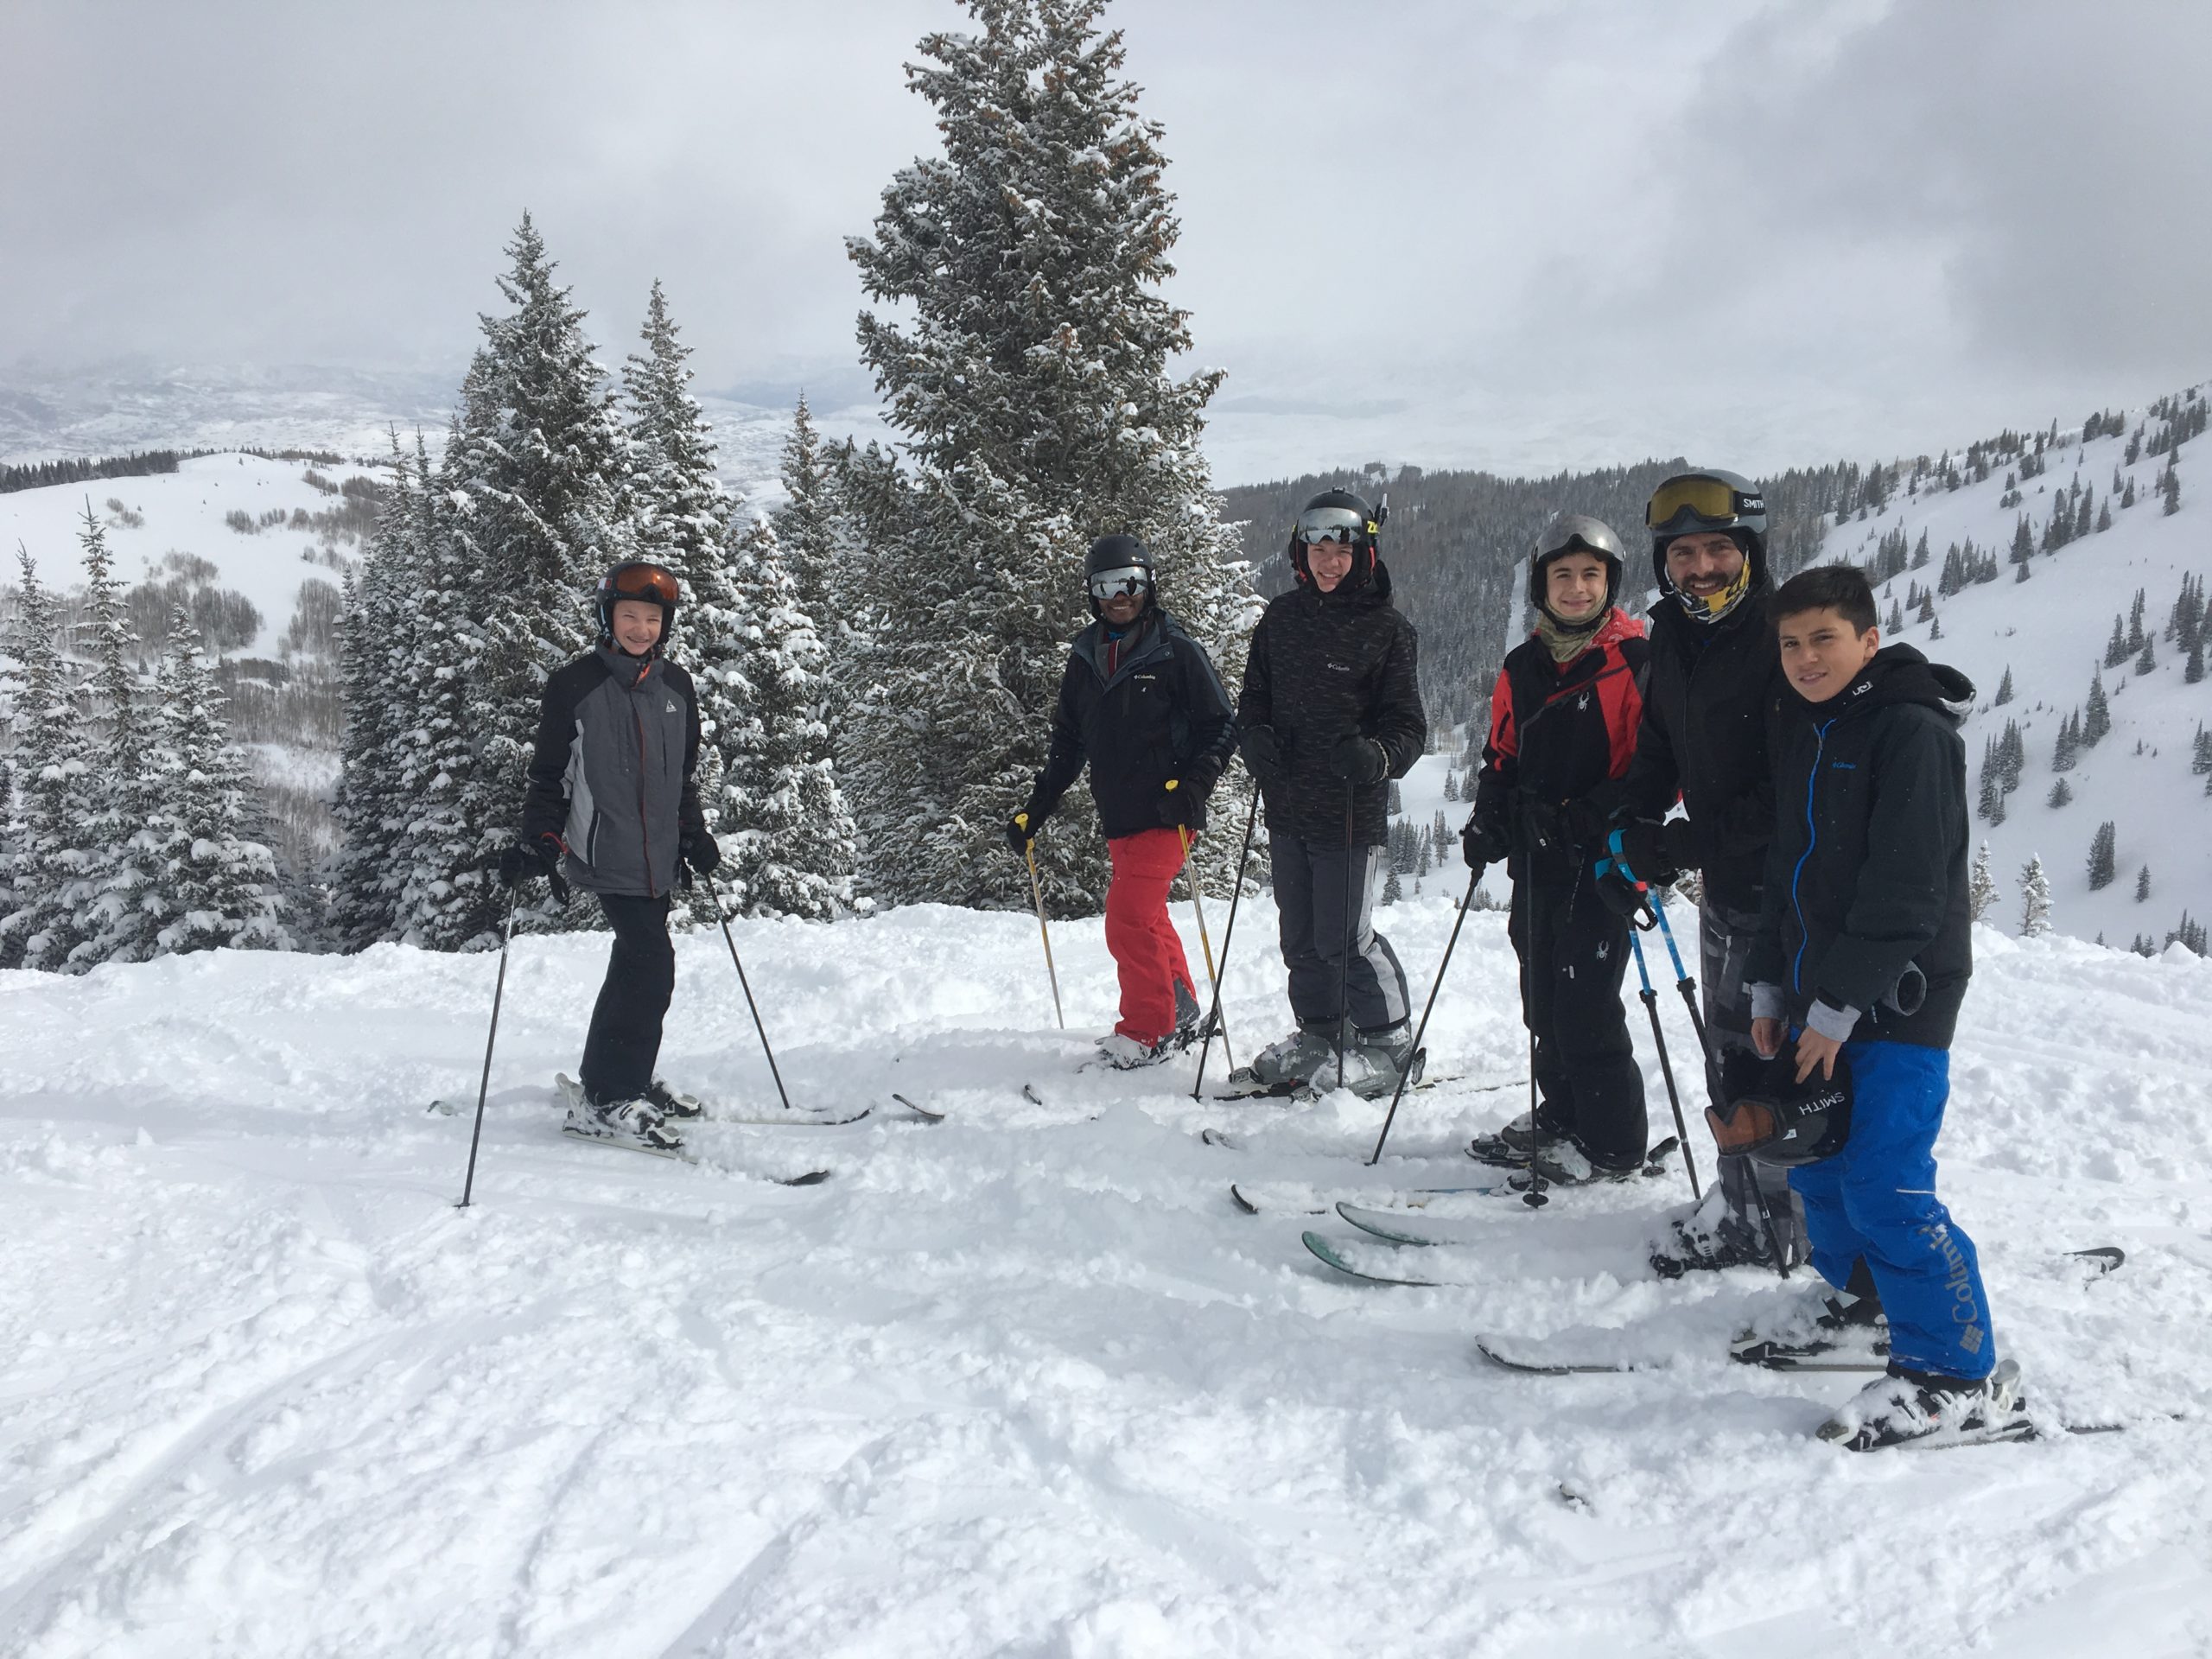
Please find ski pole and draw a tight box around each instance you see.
[456,893,518,1210]
[704,870,794,1114]
[1623,916,1701,1203]
[1166,782,1232,1071]
[1191,785,1260,1100]
[1015,813,1065,1029]
[1369,865,1478,1165]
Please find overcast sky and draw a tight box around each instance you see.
[4,0,2207,481]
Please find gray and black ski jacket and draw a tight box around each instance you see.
[521,645,706,899]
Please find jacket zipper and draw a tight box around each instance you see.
[628,662,655,899]
[1789,718,1831,995]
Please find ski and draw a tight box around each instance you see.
[1211,1071,1484,1104]
[1300,1230,1444,1287]
[1230,1178,1519,1217]
[888,1092,948,1122]
[1021,1083,1047,1107]
[558,1072,868,1128]
[1477,1341,1663,1376]
[559,1122,696,1163]
[1335,1137,1683,1236]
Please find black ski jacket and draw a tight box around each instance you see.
[521,645,706,899]
[1595,560,1785,912]
[1745,645,1976,1048]
[1237,561,1426,848]
[1029,608,1237,841]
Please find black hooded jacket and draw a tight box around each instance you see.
[1745,645,1977,1048]
[1030,608,1238,841]
[1236,560,1426,847]
[1595,539,1785,912]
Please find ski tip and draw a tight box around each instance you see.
[1200,1127,1237,1149]
[1229,1183,1260,1215]
[777,1169,833,1187]
[1020,1083,1046,1106]
[2069,1245,2126,1274]
[426,1099,458,1116]
[890,1093,947,1122]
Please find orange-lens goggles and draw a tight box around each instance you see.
[607,563,680,605]
[1705,1096,1778,1155]
[1646,475,1745,530]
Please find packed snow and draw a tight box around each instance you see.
[3,880,2207,1657]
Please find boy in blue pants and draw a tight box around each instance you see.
[1745,563,2025,1451]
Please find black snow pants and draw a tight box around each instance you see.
[1510,859,1648,1169]
[579,893,676,1105]
[1273,836,1412,1032]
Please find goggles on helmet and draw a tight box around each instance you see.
[1705,1048,1853,1168]
[603,563,681,607]
[1087,566,1152,601]
[1294,505,1368,546]
[1646,474,1764,536]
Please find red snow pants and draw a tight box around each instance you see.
[1104,827,1198,1044]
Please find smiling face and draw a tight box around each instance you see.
[1777,605,1880,702]
[1664,531,1745,603]
[1306,541,1356,593]
[1097,587,1146,626]
[1542,551,1610,624]
[610,598,664,656]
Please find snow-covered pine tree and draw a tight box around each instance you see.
[839,0,1256,913]
[2135,863,2151,902]
[136,603,292,955]
[441,217,639,948]
[64,505,163,968]
[709,507,860,919]
[1994,666,2013,705]
[1381,865,1402,906]
[623,279,726,586]
[2087,820,2116,889]
[2083,671,2112,746]
[2018,855,2052,938]
[770,395,842,644]
[0,552,86,969]
[1967,839,1997,922]
[2047,778,2072,807]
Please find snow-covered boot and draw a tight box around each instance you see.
[1173,982,1205,1051]
[1529,1140,1643,1185]
[1817,1357,2031,1452]
[1094,1031,1178,1070]
[646,1079,706,1120]
[1468,1108,1566,1167]
[1308,1020,1416,1100]
[1649,1182,1780,1278]
[1249,1019,1338,1088]
[563,1093,685,1155]
[1731,1278,1889,1366]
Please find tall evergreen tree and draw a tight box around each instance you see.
[839,0,1257,912]
[135,604,292,955]
[66,505,163,966]
[771,395,842,637]
[2083,672,2112,746]
[0,552,85,969]
[623,279,727,582]
[2087,819,2117,890]
[2018,854,2052,938]
[1993,665,2013,706]
[2135,863,2151,903]
[1967,839,1997,922]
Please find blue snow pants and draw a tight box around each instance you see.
[1787,1039,1997,1380]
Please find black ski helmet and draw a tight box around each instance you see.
[1707,1046,1853,1169]
[1645,468,1769,624]
[1287,489,1385,590]
[595,559,681,645]
[1083,533,1155,620]
[1529,512,1625,626]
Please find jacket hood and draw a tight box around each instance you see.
[1810,642,1975,723]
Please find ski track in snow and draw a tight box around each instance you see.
[2,899,2209,1657]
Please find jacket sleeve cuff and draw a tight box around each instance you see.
[1749,982,1787,1021]
[1804,999,1861,1042]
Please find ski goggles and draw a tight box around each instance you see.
[602,563,681,606]
[1645,474,1763,533]
[1087,566,1152,600]
[1294,505,1368,546]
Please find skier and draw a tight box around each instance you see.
[1461,515,1651,1180]
[1741,563,2018,1450]
[497,560,721,1154]
[1236,489,1426,1096]
[1007,535,1238,1067]
[1589,468,1809,1273]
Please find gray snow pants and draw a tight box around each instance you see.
[1701,897,1810,1265]
[1273,836,1411,1032]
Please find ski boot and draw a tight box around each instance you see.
[1172,982,1205,1051]
[1732,1265,1887,1366]
[1244,1018,1338,1090]
[1528,1140,1644,1185]
[562,1092,685,1155]
[1649,1184,1783,1278]
[1467,1109,1566,1168]
[646,1079,706,1121]
[1817,1358,2031,1452]
[1093,1030,1179,1071]
[1307,1020,1416,1100]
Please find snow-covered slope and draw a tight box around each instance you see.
[3,901,2206,1656]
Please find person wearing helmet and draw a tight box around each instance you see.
[1591,469,1809,1273]
[498,559,721,1155]
[1460,513,1652,1180]
[1235,489,1426,1097]
[1007,535,1238,1068]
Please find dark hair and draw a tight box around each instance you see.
[1770,563,1878,634]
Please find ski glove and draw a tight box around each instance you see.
[1329,734,1389,785]
[1237,723,1281,776]
[1460,814,1510,872]
[1157,782,1201,829]
[1592,857,1653,923]
[1559,798,1609,855]
[1005,804,1046,857]
[499,833,570,904]
[679,828,721,880]
[1611,817,1694,887]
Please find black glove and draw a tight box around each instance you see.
[1592,854,1653,922]
[680,828,721,882]
[1329,734,1389,785]
[1460,814,1510,872]
[1238,723,1281,775]
[1611,817,1691,887]
[1158,782,1202,828]
[1006,803,1046,857]
[499,833,570,904]
[1560,798,1609,856]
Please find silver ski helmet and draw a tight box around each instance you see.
[1084,533,1155,620]
[1287,489,1386,590]
[1645,468,1769,624]
[1529,512,1626,626]
[595,560,681,645]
